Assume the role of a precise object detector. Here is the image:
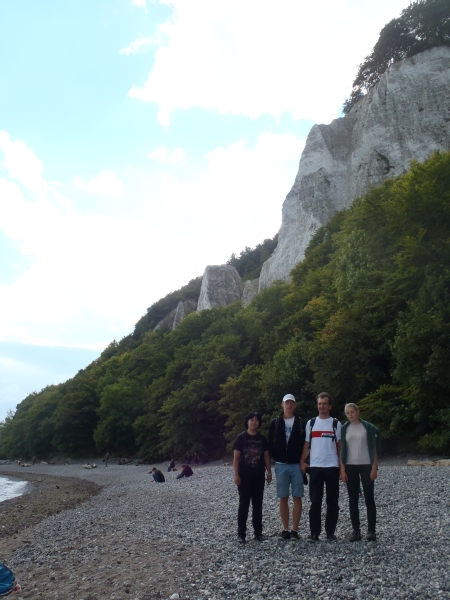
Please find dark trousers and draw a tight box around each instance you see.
[309,467,340,536]
[345,464,376,532]
[237,476,265,537]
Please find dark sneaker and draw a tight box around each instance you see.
[290,530,300,540]
[280,530,291,540]
[254,533,265,541]
[326,534,337,541]
[306,534,319,543]
[366,530,377,541]
[237,535,246,544]
[349,530,362,542]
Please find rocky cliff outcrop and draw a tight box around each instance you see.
[173,299,197,329]
[154,299,197,331]
[259,46,450,290]
[197,265,243,311]
[153,309,177,331]
[242,279,259,306]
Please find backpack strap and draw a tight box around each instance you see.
[332,418,338,442]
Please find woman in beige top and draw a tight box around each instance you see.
[340,403,381,542]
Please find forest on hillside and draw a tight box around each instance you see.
[343,0,450,113]
[1,152,450,459]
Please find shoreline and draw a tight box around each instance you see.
[0,470,102,558]
[1,458,449,599]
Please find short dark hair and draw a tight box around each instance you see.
[244,412,262,430]
[317,392,332,404]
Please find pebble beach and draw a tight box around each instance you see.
[1,458,449,600]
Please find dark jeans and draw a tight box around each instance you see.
[345,464,376,532]
[309,466,340,536]
[237,475,265,537]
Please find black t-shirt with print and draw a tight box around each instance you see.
[233,431,269,479]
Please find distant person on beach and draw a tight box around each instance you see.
[103,452,110,467]
[340,403,381,542]
[32,456,36,466]
[269,394,306,540]
[233,411,272,543]
[185,453,192,465]
[151,467,166,482]
[301,392,341,542]
[176,464,194,479]
[193,453,199,465]
[168,458,176,472]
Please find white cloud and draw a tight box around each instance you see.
[120,36,154,56]
[148,147,186,164]
[129,0,413,126]
[132,0,147,9]
[74,171,124,198]
[0,130,45,195]
[0,131,303,350]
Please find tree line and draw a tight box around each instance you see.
[1,152,449,459]
[343,0,450,114]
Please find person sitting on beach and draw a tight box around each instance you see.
[168,458,176,472]
[176,464,194,479]
[151,467,166,482]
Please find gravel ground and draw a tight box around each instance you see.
[0,458,449,600]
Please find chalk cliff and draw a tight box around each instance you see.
[197,265,243,312]
[259,46,450,290]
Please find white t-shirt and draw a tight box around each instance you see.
[284,416,295,444]
[305,417,341,468]
[346,423,371,465]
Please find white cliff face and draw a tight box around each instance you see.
[259,47,450,290]
[172,299,197,329]
[242,279,259,306]
[197,265,243,311]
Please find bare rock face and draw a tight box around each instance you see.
[242,279,259,306]
[197,265,243,311]
[259,46,450,290]
[153,309,177,331]
[172,299,197,329]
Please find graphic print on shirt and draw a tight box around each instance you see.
[285,425,293,445]
[243,438,264,469]
[311,430,336,441]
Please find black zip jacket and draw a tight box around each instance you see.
[269,413,306,464]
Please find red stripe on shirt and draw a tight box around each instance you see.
[311,431,335,437]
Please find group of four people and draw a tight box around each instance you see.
[233,392,380,543]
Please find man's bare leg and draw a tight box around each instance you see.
[292,496,302,531]
[279,497,290,530]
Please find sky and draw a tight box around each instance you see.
[0,0,413,421]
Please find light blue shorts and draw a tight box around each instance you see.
[275,463,304,499]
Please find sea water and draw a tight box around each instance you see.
[0,476,28,502]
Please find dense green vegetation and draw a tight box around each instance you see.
[343,0,450,114]
[227,235,278,281]
[1,152,449,459]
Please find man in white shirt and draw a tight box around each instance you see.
[301,392,341,542]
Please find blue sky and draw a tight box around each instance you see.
[0,0,412,421]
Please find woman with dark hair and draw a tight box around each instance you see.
[233,412,272,543]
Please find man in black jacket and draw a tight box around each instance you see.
[269,394,306,540]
